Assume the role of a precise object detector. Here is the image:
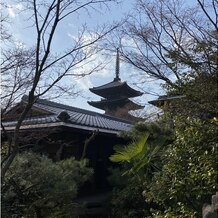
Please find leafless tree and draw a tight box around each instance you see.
[1,0,119,180]
[0,3,12,43]
[1,47,36,113]
[108,0,218,89]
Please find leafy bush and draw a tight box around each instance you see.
[144,117,218,217]
[109,118,217,217]
[2,152,93,217]
[108,167,153,218]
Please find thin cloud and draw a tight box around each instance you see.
[68,32,116,90]
[76,76,93,90]
[8,7,16,18]
[7,3,23,18]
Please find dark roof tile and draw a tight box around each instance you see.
[3,95,132,133]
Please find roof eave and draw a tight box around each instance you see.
[148,95,186,107]
[90,83,143,98]
[123,82,144,97]
[2,122,127,135]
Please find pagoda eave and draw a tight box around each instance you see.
[90,82,143,99]
[88,98,143,111]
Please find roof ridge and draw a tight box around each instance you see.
[90,80,124,90]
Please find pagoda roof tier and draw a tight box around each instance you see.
[88,98,144,111]
[89,80,143,98]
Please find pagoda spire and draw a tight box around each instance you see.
[114,48,120,81]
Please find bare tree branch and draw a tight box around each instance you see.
[1,0,119,180]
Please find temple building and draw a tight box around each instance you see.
[148,95,186,108]
[1,50,145,216]
[2,95,132,216]
[88,49,144,121]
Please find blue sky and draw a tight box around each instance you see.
[4,0,164,115]
[3,0,216,121]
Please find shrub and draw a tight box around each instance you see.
[2,152,93,217]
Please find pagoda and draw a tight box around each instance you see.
[88,49,143,119]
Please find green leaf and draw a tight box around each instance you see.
[109,133,149,163]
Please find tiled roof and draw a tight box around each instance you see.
[3,95,132,134]
[88,98,144,110]
[90,80,143,98]
[90,80,125,90]
[148,95,186,107]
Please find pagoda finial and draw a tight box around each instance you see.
[115,48,120,81]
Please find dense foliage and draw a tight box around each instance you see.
[110,176,151,218]
[2,152,93,218]
[109,123,172,217]
[110,116,217,217]
[164,71,218,120]
[146,118,217,217]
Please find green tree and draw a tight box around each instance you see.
[109,122,171,217]
[109,117,217,217]
[144,117,218,217]
[2,152,93,217]
[164,71,218,121]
